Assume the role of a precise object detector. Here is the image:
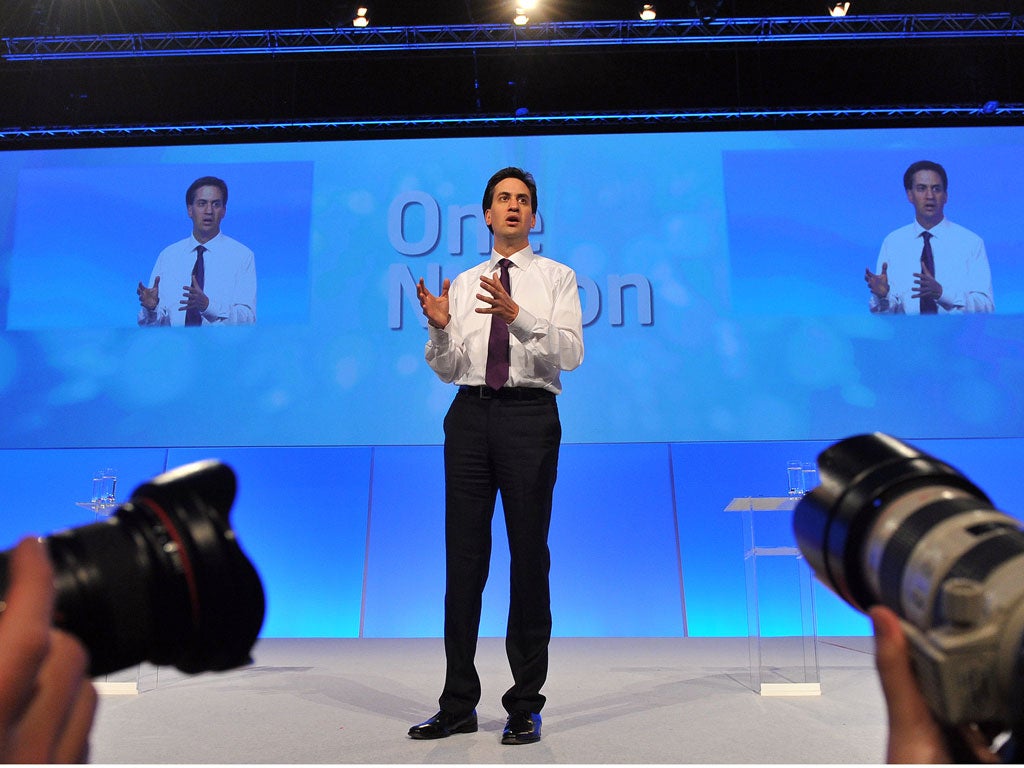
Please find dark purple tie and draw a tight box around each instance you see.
[920,231,937,314]
[185,244,206,326]
[485,258,512,391]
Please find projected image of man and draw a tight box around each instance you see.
[865,160,993,314]
[137,176,257,326]
[411,167,584,746]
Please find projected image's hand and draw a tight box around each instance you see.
[179,276,209,314]
[912,262,943,302]
[137,276,160,310]
[0,538,97,764]
[870,606,998,764]
[417,277,451,329]
[865,262,889,298]
[477,271,519,324]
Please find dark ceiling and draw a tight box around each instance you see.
[0,1,1005,33]
[1,1,1021,144]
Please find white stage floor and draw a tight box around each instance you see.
[90,636,886,764]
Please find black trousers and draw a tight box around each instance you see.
[438,388,561,716]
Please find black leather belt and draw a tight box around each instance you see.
[459,385,554,400]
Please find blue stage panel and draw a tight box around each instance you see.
[167,446,372,638]
[363,442,685,638]
[550,443,684,637]
[361,445,446,638]
[0,448,170,547]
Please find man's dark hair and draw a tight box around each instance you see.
[481,167,538,218]
[903,160,947,192]
[186,176,229,206]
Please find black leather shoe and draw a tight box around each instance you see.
[408,710,478,740]
[501,711,541,745]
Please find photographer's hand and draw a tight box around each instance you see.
[871,605,998,764]
[0,538,97,763]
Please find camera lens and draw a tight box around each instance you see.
[0,460,265,677]
[794,432,1024,727]
[792,432,1002,613]
[794,432,1024,622]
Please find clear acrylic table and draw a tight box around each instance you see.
[725,496,821,696]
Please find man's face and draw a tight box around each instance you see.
[188,185,227,242]
[484,178,535,241]
[906,170,947,228]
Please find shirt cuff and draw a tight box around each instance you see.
[508,305,535,341]
[427,323,449,344]
[202,299,222,323]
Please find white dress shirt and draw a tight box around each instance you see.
[425,245,584,394]
[871,218,994,314]
[138,231,257,326]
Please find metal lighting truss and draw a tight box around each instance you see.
[2,13,1022,61]
[2,12,1020,142]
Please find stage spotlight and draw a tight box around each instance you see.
[513,6,529,25]
[828,2,850,15]
[640,4,657,20]
[982,100,1001,114]
[352,6,369,27]
[519,0,539,9]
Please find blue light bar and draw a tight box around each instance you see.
[3,104,1021,142]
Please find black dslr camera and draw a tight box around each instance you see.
[0,460,265,677]
[794,433,1024,747]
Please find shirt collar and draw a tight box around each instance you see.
[913,218,946,237]
[489,244,534,271]
[190,232,224,250]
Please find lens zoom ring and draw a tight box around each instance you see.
[878,496,985,607]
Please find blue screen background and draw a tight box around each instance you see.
[0,126,1021,639]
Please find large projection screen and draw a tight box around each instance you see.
[2,126,1022,450]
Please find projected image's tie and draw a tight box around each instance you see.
[186,244,206,326]
[920,231,937,314]
[485,258,513,390]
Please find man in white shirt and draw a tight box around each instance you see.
[137,176,257,326]
[410,168,584,746]
[865,160,993,314]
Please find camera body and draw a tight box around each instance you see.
[794,433,1024,729]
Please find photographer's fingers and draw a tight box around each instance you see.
[7,629,95,763]
[0,539,55,731]
[18,630,96,764]
[0,539,96,763]
[54,658,97,764]
[55,678,97,764]
[869,606,949,763]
